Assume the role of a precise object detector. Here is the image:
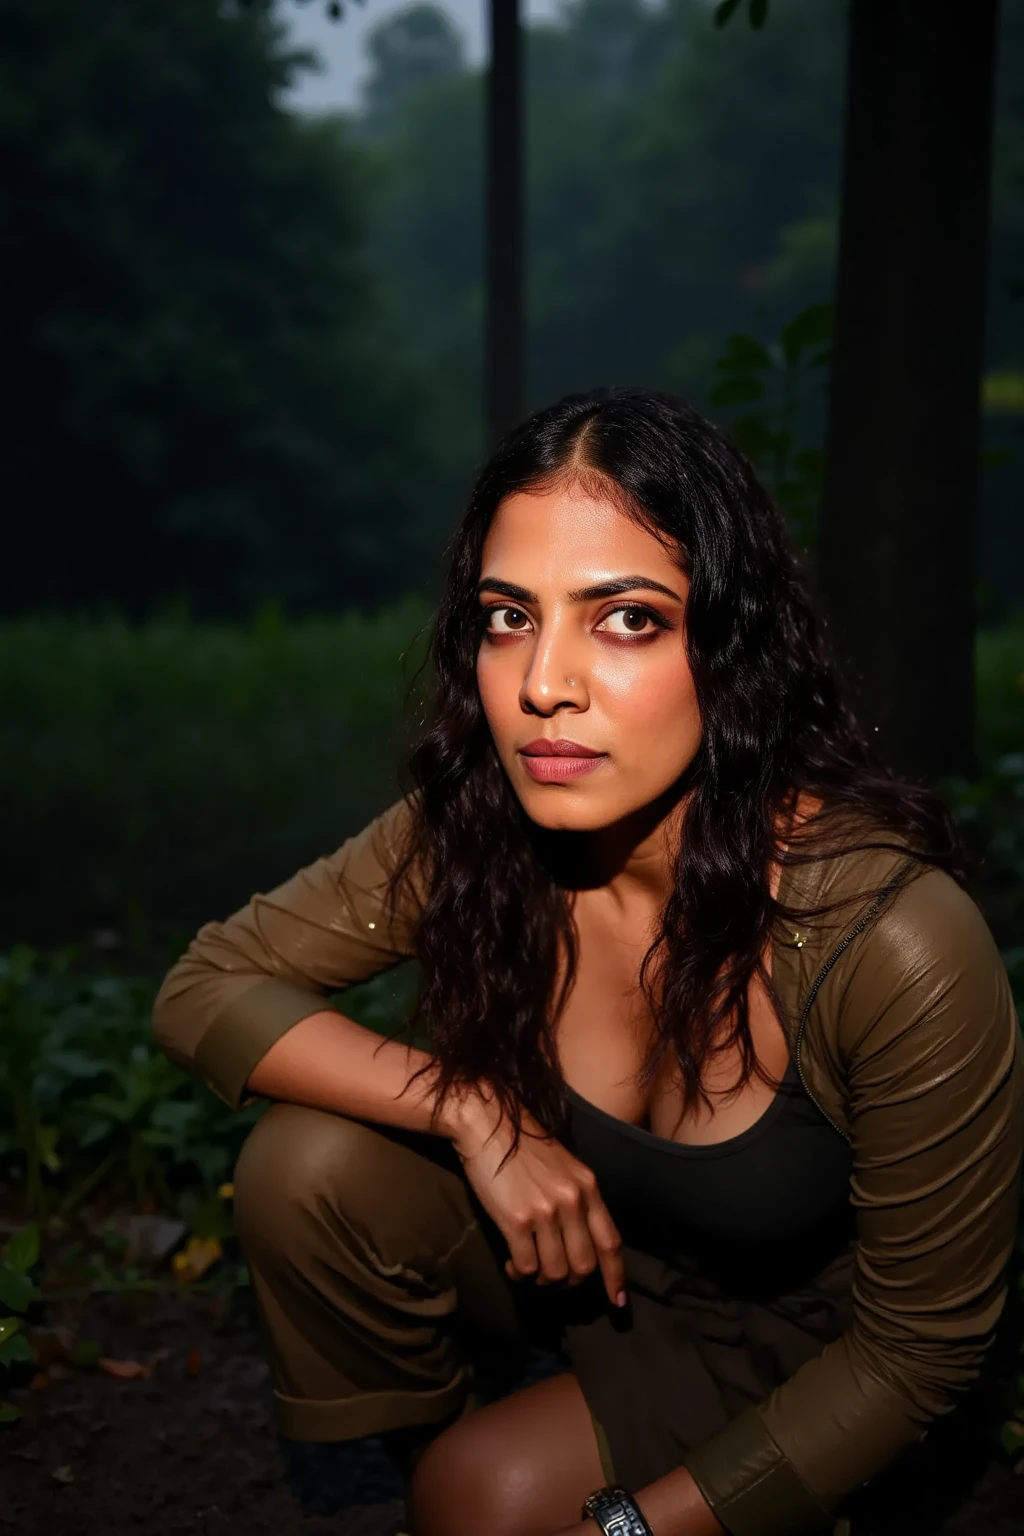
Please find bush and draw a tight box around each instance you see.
[0,598,433,957]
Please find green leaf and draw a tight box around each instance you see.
[5,1223,39,1274]
[713,0,743,26]
[0,1269,37,1312]
[1000,1419,1024,1455]
[781,304,834,367]
[38,1125,61,1174]
[0,1317,22,1345]
[710,377,766,406]
[0,1402,22,1424]
[0,1332,34,1367]
[729,415,780,462]
[716,333,772,372]
[46,1050,107,1080]
[749,0,769,27]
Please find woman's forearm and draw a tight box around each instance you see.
[243,1008,479,1140]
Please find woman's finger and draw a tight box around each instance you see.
[531,1202,572,1284]
[556,1185,600,1284]
[584,1194,627,1307]
[504,1220,540,1283]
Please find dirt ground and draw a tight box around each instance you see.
[1,1286,1021,1536]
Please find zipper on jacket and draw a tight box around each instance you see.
[793,858,919,1143]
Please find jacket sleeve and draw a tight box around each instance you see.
[680,867,1024,1536]
[151,797,424,1110]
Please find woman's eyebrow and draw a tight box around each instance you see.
[475,575,683,603]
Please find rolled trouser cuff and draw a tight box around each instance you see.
[274,1367,473,1441]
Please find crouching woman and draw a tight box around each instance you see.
[153,387,1024,1536]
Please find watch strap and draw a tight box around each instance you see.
[581,1485,655,1536]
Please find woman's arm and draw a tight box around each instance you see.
[677,869,1024,1535]
[151,797,429,1112]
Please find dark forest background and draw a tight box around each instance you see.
[5,0,1024,623]
[3,0,1023,952]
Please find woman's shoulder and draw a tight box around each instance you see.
[783,809,1003,983]
[809,828,1011,1031]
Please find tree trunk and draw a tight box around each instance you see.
[819,0,999,783]
[485,0,523,448]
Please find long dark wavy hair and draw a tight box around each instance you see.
[384,386,964,1166]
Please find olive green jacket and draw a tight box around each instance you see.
[152,799,1024,1536]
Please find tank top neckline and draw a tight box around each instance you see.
[565,1055,802,1160]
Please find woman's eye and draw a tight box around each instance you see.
[597,606,660,637]
[485,606,532,634]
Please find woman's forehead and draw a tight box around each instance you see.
[481,485,683,583]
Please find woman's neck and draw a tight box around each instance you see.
[573,783,691,917]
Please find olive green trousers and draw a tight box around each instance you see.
[232,1101,617,1481]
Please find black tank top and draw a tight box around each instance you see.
[564,1057,854,1265]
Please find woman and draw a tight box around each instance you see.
[153,387,1024,1536]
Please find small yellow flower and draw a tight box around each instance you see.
[173,1236,223,1282]
[217,1182,234,1200]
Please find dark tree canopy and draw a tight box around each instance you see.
[2,0,446,620]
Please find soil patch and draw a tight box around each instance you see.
[0,1288,1020,1536]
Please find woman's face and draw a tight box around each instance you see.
[475,480,701,833]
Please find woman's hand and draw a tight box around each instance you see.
[446,1085,627,1309]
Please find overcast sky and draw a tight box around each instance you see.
[279,0,565,113]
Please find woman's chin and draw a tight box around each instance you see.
[515,785,635,835]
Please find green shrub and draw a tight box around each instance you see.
[0,598,433,956]
[0,943,421,1226]
[0,1224,40,1424]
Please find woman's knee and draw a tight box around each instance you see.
[233,1102,367,1242]
[232,1100,473,1275]
[407,1372,603,1536]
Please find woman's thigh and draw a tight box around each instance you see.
[407,1369,605,1536]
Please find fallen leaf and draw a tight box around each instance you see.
[185,1347,201,1377]
[28,1373,49,1390]
[172,1236,222,1282]
[98,1358,152,1381]
[51,1465,74,1484]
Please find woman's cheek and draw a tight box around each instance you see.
[476,654,511,739]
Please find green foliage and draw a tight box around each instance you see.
[0,945,418,1228]
[692,303,833,548]
[359,4,467,135]
[714,0,770,29]
[0,1224,42,1424]
[6,0,1024,619]
[0,597,433,950]
[2,0,447,619]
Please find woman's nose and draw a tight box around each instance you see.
[519,625,586,712]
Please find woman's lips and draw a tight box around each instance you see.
[518,750,608,782]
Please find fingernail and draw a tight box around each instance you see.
[616,1291,627,1307]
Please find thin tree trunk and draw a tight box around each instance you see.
[485,0,523,448]
[819,0,999,783]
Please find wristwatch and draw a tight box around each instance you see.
[581,1486,655,1536]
